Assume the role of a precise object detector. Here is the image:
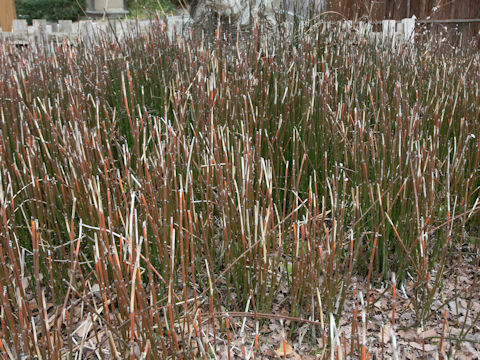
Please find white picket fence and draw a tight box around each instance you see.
[0,16,417,45]
[381,18,416,43]
[0,17,188,44]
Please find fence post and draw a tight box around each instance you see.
[12,19,28,41]
[33,19,48,41]
[58,20,73,35]
[358,22,372,38]
[401,17,416,43]
[382,20,396,43]
[79,20,95,46]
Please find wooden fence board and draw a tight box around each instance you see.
[326,0,480,43]
[0,0,17,32]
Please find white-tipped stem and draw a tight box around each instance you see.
[358,291,366,345]
[390,327,399,360]
[329,313,342,360]
[316,288,324,332]
[329,313,335,360]
[240,296,251,337]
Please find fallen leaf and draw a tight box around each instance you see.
[378,324,391,344]
[410,342,435,352]
[420,329,438,339]
[21,276,30,289]
[275,340,293,357]
[91,283,101,296]
[454,350,475,360]
[398,329,417,340]
[73,317,93,338]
